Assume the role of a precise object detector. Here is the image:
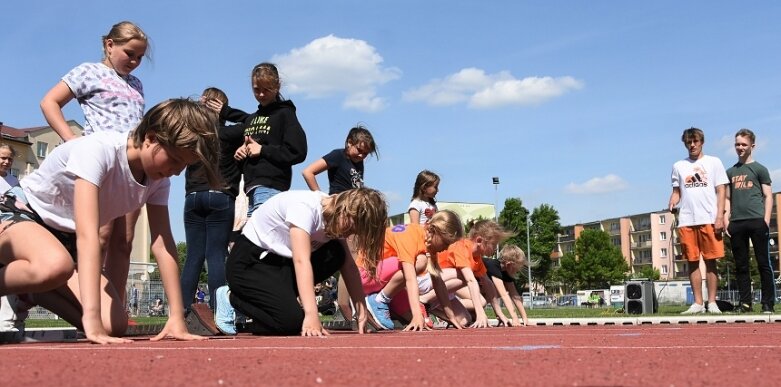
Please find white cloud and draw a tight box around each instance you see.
[565,174,629,195]
[272,35,401,112]
[403,67,583,109]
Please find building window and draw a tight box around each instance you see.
[659,215,666,224]
[661,248,668,257]
[36,142,48,158]
[661,265,668,275]
[660,231,667,241]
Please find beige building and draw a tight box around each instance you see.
[0,121,151,269]
[554,194,781,280]
[389,201,496,226]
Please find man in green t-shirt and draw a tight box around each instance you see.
[724,128,775,314]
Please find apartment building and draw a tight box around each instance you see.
[555,194,781,281]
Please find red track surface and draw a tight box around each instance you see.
[2,324,781,386]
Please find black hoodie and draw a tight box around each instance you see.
[221,100,307,193]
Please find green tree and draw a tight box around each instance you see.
[497,198,562,291]
[555,229,629,289]
[632,265,661,281]
[528,204,561,289]
[499,197,529,249]
[148,242,206,283]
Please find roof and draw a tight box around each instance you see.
[0,124,28,139]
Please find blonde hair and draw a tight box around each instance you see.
[499,244,527,267]
[425,209,464,274]
[412,170,440,203]
[468,219,514,246]
[499,244,538,270]
[322,188,388,278]
[102,21,150,60]
[130,98,222,187]
[0,143,17,157]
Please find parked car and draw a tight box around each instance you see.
[532,296,549,307]
[557,294,578,307]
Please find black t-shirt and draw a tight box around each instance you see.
[483,258,515,283]
[322,149,364,194]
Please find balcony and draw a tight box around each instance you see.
[633,258,652,266]
[630,224,651,233]
[632,241,652,249]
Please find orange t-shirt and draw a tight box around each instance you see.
[438,239,487,277]
[382,223,427,265]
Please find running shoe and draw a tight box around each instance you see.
[680,303,706,314]
[365,293,394,330]
[214,286,237,335]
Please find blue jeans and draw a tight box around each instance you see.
[182,191,235,311]
[247,186,281,218]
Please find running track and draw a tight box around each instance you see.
[2,324,780,386]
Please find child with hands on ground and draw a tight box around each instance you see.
[421,220,512,328]
[0,99,220,344]
[214,188,388,336]
[482,244,531,327]
[362,210,466,331]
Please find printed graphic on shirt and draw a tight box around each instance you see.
[391,224,407,233]
[245,116,271,136]
[684,166,709,188]
[350,168,364,188]
[731,174,754,190]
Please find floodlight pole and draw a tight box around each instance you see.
[492,177,500,258]
[527,214,533,310]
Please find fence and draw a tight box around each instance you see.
[28,261,212,320]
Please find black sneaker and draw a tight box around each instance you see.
[761,304,774,314]
[737,303,753,313]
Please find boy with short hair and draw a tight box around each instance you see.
[668,127,729,314]
[724,128,775,314]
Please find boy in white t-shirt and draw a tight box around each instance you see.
[668,127,729,315]
[0,98,221,344]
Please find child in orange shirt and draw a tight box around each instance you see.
[421,220,512,328]
[361,210,465,331]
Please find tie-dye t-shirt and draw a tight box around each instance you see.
[62,62,144,135]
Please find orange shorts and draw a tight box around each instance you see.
[677,224,724,261]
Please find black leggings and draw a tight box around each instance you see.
[226,235,345,335]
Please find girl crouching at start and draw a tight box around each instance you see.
[361,210,466,331]
[217,188,387,336]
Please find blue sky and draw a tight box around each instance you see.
[2,1,781,243]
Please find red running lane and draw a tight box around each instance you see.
[2,324,781,386]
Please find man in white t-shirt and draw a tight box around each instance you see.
[668,127,729,315]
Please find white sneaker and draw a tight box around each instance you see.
[707,302,722,314]
[681,303,706,314]
[0,294,29,333]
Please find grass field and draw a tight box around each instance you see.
[22,305,694,328]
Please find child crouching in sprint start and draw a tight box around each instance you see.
[0,99,219,344]
[361,210,466,331]
[216,188,387,336]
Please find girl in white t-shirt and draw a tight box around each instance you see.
[408,170,440,225]
[0,99,220,344]
[216,188,388,336]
